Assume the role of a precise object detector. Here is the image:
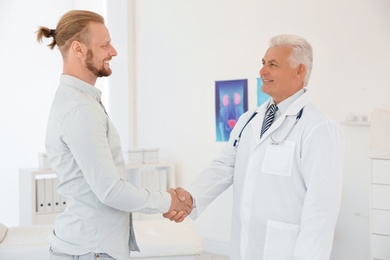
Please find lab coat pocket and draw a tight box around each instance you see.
[262,141,295,176]
[263,220,300,260]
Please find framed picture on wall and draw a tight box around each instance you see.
[215,79,248,142]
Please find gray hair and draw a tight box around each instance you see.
[269,34,313,88]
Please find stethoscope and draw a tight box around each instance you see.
[233,107,304,147]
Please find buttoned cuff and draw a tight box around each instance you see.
[161,191,172,213]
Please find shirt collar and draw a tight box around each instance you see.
[269,88,305,115]
[60,74,102,102]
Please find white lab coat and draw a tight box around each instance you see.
[187,91,344,260]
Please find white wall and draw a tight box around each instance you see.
[0,0,106,226]
[1,0,390,259]
[0,0,70,227]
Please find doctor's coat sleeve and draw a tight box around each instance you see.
[185,110,254,217]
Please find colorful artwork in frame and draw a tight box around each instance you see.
[215,79,248,142]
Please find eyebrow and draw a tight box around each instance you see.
[101,40,111,46]
[262,59,279,64]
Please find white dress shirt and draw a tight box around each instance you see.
[45,75,171,260]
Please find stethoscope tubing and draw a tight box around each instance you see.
[233,107,304,147]
[270,108,304,145]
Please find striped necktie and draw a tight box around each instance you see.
[260,104,278,138]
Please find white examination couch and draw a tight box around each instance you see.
[0,220,203,260]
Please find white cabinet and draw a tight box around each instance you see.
[19,162,175,225]
[371,158,390,260]
[126,162,175,191]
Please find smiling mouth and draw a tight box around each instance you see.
[262,79,273,83]
[104,60,112,68]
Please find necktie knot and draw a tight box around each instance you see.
[260,104,278,138]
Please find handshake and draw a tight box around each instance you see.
[164,187,193,223]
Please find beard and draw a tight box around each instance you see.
[86,49,112,77]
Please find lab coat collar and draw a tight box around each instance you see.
[254,89,311,144]
[277,88,306,116]
[255,88,308,114]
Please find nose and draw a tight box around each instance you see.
[259,65,266,78]
[111,45,118,57]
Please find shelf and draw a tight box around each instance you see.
[341,120,370,126]
[125,161,175,169]
[19,162,175,225]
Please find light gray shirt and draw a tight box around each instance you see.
[46,75,171,260]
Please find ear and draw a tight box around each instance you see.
[70,40,87,59]
[296,64,306,78]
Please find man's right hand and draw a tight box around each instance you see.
[164,187,193,223]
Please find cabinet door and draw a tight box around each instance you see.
[372,159,390,185]
[371,234,390,260]
[372,209,390,236]
[372,185,390,210]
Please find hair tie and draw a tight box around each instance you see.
[48,29,56,37]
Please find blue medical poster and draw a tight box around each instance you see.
[215,79,248,142]
[257,77,270,106]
